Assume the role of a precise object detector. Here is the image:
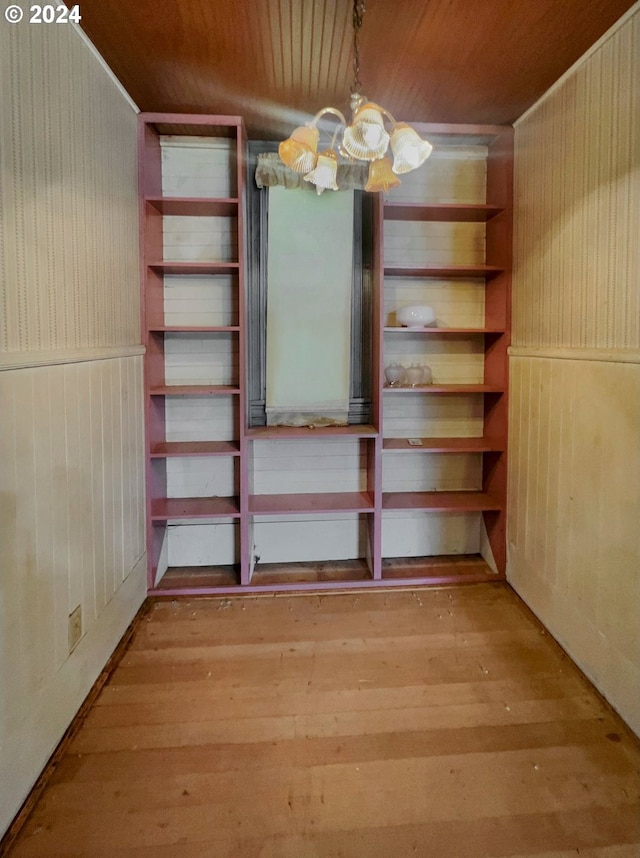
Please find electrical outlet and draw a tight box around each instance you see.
[68,605,82,652]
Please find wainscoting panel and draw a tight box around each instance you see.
[510,5,640,734]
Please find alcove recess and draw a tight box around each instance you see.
[139,114,512,595]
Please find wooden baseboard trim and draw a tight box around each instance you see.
[0,600,152,856]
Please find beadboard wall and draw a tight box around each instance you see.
[509,5,640,734]
[0,20,144,837]
[159,139,490,573]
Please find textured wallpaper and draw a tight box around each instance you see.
[1,21,140,353]
[512,9,639,352]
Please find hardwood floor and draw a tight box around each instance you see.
[6,584,639,857]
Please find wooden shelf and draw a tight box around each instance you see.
[150,441,240,457]
[151,496,241,520]
[251,559,372,586]
[149,326,240,333]
[384,265,503,279]
[381,554,497,583]
[149,384,241,396]
[383,437,504,453]
[383,384,504,394]
[149,261,240,275]
[150,555,499,595]
[382,491,502,512]
[249,492,375,515]
[146,197,238,216]
[383,203,503,222]
[152,565,239,591]
[383,326,504,334]
[246,425,378,439]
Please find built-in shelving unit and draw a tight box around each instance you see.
[140,115,512,595]
[376,122,512,580]
[139,113,248,591]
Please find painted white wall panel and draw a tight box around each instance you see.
[164,274,237,327]
[510,6,640,734]
[163,332,238,386]
[251,439,365,494]
[166,457,237,499]
[383,394,485,440]
[0,19,143,837]
[161,137,234,199]
[168,522,239,566]
[384,222,485,268]
[0,358,145,833]
[382,512,481,557]
[386,145,487,205]
[253,517,365,564]
[165,396,237,442]
[382,452,482,493]
[163,216,237,263]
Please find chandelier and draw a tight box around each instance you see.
[278,0,433,194]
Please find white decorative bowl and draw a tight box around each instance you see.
[397,305,436,328]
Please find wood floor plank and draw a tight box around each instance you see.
[6,584,639,858]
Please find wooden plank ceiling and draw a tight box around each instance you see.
[77,0,636,139]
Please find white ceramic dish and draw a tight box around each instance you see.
[397,304,436,328]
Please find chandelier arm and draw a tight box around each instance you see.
[379,106,398,129]
[309,106,348,128]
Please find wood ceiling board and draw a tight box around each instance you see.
[76,0,636,138]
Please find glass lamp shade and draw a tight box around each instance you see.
[278,125,320,173]
[390,123,433,174]
[303,149,339,194]
[342,103,390,161]
[365,157,401,193]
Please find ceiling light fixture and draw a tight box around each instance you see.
[278,0,433,194]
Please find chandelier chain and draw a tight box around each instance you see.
[351,0,365,94]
